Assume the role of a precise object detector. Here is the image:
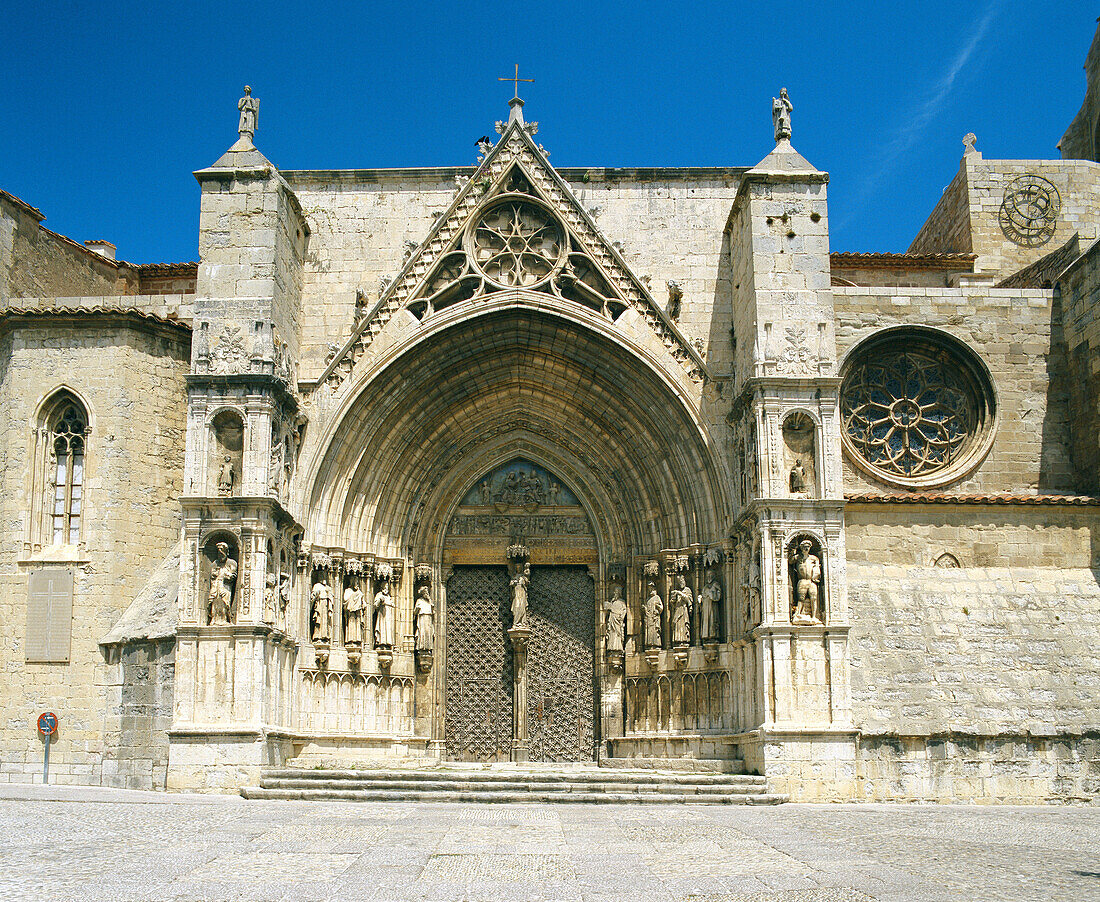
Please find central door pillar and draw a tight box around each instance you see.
[507,624,531,762]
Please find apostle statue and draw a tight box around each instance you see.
[772,87,793,142]
[238,85,259,141]
[604,583,628,654]
[310,575,333,643]
[789,459,807,494]
[414,585,435,652]
[669,573,694,646]
[276,572,291,632]
[262,573,277,625]
[701,569,722,642]
[789,539,823,624]
[642,581,663,649]
[343,578,365,647]
[373,579,396,648]
[510,562,530,628]
[217,456,235,496]
[208,541,237,625]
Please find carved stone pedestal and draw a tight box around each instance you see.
[644,647,661,668]
[346,644,361,668]
[507,625,532,763]
[606,650,624,673]
[672,644,689,668]
[703,642,719,663]
[314,642,330,669]
[416,649,433,673]
[376,645,393,669]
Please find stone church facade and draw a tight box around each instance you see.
[4,31,1100,803]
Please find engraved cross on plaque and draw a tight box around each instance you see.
[499,64,534,100]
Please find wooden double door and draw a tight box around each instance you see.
[444,565,596,762]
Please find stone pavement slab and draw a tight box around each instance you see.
[0,788,1096,901]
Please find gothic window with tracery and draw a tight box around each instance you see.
[840,329,995,487]
[45,397,88,545]
[470,198,565,288]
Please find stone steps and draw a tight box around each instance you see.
[241,766,785,805]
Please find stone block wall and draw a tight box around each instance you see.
[834,285,1076,494]
[909,164,972,256]
[1057,242,1100,492]
[100,639,174,790]
[0,312,189,785]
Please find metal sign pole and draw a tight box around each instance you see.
[42,732,49,784]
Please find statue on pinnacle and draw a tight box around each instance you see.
[772,88,793,143]
[231,85,260,151]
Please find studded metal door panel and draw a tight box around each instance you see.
[527,566,597,762]
[445,566,512,762]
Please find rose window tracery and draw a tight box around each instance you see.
[840,330,995,487]
[470,198,565,288]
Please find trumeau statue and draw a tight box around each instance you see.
[605,583,628,654]
[510,562,530,628]
[217,456,235,497]
[789,538,823,624]
[669,573,694,646]
[311,576,333,643]
[208,542,237,625]
[772,87,793,142]
[643,581,663,649]
[701,569,722,642]
[238,85,259,142]
[373,580,396,648]
[414,585,435,651]
[343,579,365,646]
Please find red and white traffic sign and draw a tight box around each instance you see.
[37,712,58,737]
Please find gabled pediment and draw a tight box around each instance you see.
[317,116,706,391]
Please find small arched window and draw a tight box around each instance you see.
[44,397,88,545]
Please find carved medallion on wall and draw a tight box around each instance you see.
[999,175,1060,248]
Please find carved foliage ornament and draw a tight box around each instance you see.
[999,175,1061,248]
[840,330,994,486]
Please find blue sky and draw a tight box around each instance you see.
[1,1,1095,263]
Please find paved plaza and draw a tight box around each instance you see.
[0,785,1096,901]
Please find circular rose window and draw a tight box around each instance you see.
[840,329,996,488]
[469,197,565,289]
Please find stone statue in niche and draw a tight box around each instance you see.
[789,459,807,494]
[478,480,492,504]
[547,482,561,505]
[789,538,824,625]
[217,457,235,497]
[207,542,238,625]
[277,572,291,632]
[414,585,435,651]
[262,573,277,624]
[700,569,722,642]
[343,578,365,647]
[604,583,627,654]
[772,87,793,142]
[745,545,761,628]
[643,582,663,649]
[373,579,396,648]
[669,574,694,646]
[310,575,333,643]
[510,562,530,628]
[782,413,816,498]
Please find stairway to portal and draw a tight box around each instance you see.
[240,763,786,804]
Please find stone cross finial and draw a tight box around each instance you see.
[772,88,793,143]
[236,85,260,148]
[963,133,978,155]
